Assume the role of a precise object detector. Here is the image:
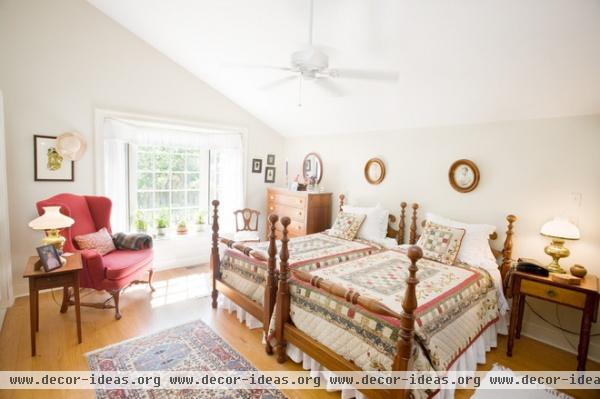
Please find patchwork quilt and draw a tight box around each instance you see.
[287,250,499,374]
[219,233,381,305]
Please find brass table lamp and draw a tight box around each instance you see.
[540,217,580,274]
[29,206,75,264]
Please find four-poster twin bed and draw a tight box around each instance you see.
[210,195,421,353]
[210,196,517,399]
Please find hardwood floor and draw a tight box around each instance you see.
[0,266,597,399]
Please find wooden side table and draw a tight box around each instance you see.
[507,269,600,370]
[22,253,83,356]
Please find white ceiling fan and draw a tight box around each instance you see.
[229,0,399,106]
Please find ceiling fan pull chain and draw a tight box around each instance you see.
[298,75,303,107]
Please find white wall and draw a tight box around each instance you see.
[284,115,600,361]
[0,0,285,297]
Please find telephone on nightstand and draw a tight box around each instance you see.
[516,257,549,277]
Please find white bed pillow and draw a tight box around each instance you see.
[426,212,497,270]
[342,204,389,241]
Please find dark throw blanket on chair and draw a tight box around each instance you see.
[112,232,153,250]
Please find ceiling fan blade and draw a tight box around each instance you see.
[331,68,399,82]
[259,75,298,91]
[222,63,294,72]
[313,78,345,97]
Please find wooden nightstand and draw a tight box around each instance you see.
[22,253,83,356]
[507,270,600,370]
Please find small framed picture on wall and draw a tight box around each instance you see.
[264,166,276,183]
[267,154,275,165]
[251,158,262,173]
[34,135,74,181]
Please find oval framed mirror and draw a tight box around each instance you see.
[364,158,386,185]
[303,152,323,183]
[448,159,480,193]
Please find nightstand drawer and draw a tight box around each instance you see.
[521,279,586,309]
[35,272,75,290]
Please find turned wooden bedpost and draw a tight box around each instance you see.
[500,214,517,291]
[274,216,291,363]
[392,245,422,398]
[338,194,345,212]
[409,203,419,245]
[211,200,220,309]
[264,214,279,355]
[398,202,407,245]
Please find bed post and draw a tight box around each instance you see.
[409,203,419,244]
[338,194,345,212]
[211,200,220,309]
[274,216,291,363]
[500,214,517,290]
[392,245,422,398]
[398,202,407,245]
[264,214,279,355]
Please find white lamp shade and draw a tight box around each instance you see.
[28,206,75,230]
[540,217,580,240]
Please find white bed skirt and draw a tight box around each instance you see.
[219,296,263,329]
[285,315,509,399]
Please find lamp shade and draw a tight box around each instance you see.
[29,206,75,230]
[540,217,580,240]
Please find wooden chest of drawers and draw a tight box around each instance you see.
[266,188,332,239]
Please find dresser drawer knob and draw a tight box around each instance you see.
[270,196,274,200]
[546,289,557,298]
[269,206,274,211]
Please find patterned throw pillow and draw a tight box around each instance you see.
[417,221,465,265]
[74,227,116,256]
[328,212,366,240]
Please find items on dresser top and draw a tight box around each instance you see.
[266,187,332,239]
[507,270,599,371]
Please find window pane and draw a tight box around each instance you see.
[187,191,199,207]
[186,173,200,189]
[155,152,170,171]
[187,155,201,172]
[137,173,154,190]
[155,191,170,208]
[137,152,153,171]
[155,173,170,190]
[172,173,185,190]
[172,209,186,225]
[187,208,200,222]
[172,191,185,207]
[172,153,185,171]
[137,192,154,209]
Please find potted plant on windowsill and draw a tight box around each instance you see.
[176,220,188,235]
[156,214,169,237]
[195,213,206,232]
[135,211,147,233]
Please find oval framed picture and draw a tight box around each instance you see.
[448,159,480,193]
[364,158,386,185]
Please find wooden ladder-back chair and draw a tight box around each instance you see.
[233,208,260,242]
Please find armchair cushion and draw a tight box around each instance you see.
[103,249,153,281]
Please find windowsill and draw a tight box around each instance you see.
[152,228,210,241]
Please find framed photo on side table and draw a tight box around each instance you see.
[36,244,63,272]
[34,135,74,181]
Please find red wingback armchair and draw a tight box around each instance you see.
[36,193,154,319]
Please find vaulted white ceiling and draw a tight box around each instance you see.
[88,0,600,137]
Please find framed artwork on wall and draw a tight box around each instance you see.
[34,135,74,181]
[264,166,276,183]
[448,159,480,193]
[267,154,275,165]
[364,158,385,185]
[251,158,262,173]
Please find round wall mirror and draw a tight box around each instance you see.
[303,152,323,183]
[364,158,386,185]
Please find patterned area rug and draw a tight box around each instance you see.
[471,364,573,399]
[86,319,286,399]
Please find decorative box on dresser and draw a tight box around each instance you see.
[266,187,332,239]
